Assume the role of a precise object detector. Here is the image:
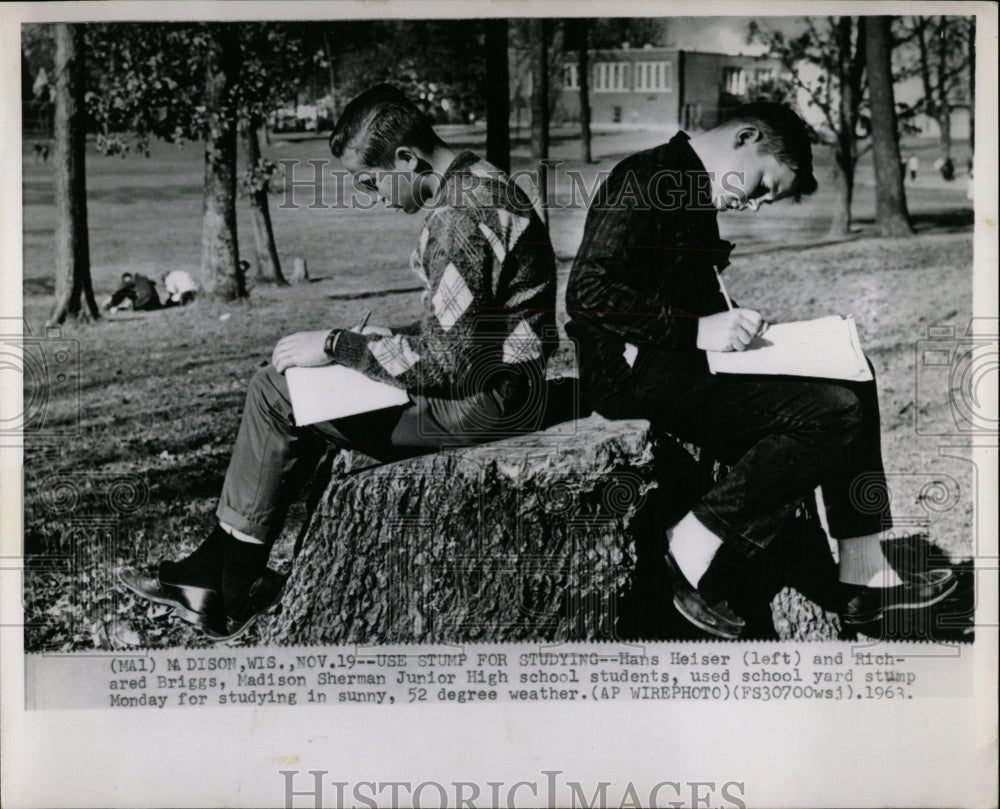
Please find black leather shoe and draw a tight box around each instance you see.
[118,566,224,628]
[664,548,745,639]
[203,569,286,643]
[840,568,958,625]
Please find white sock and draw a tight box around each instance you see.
[668,512,723,588]
[837,532,903,587]
[219,520,265,545]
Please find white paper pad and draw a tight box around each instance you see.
[284,364,410,425]
[706,315,873,382]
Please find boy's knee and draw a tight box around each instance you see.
[821,386,863,443]
[247,364,292,411]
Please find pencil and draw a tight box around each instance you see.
[356,309,373,333]
[714,268,734,311]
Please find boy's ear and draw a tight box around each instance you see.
[733,125,763,149]
[393,146,420,170]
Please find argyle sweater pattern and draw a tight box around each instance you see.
[331,151,557,398]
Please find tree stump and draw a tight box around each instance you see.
[260,415,843,645]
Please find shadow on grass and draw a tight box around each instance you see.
[144,449,229,496]
[326,284,424,301]
[24,181,202,208]
[853,206,974,235]
[738,234,863,257]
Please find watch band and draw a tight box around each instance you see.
[323,329,341,358]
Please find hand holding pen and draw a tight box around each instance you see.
[694,269,768,352]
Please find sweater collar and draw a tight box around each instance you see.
[439,150,481,185]
[423,150,481,211]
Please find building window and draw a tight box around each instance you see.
[563,64,579,90]
[593,62,629,92]
[722,67,747,96]
[754,68,774,86]
[634,61,671,92]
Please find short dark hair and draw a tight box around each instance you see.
[724,102,818,200]
[328,84,439,168]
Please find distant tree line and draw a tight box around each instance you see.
[750,15,975,236]
[31,18,663,325]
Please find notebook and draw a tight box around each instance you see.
[706,315,873,382]
[284,364,410,425]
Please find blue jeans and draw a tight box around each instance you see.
[216,365,539,542]
[579,340,891,559]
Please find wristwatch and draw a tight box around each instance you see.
[323,329,341,358]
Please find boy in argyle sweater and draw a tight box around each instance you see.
[120,85,557,640]
[324,150,555,396]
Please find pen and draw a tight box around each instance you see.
[714,268,734,310]
[355,309,373,333]
[715,267,769,337]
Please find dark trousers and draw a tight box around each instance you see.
[108,288,162,311]
[216,365,537,542]
[581,341,892,560]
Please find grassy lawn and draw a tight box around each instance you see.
[20,127,975,650]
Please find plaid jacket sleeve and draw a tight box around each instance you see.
[329,206,493,393]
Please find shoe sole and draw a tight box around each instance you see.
[672,595,743,640]
[202,613,262,644]
[202,575,286,644]
[841,576,959,625]
[663,548,745,640]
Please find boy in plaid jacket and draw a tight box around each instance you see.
[120,85,557,640]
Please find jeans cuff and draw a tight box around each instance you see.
[690,503,768,560]
[215,502,272,544]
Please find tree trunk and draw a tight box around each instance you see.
[529,19,550,226]
[201,27,245,301]
[866,16,913,236]
[321,28,339,120]
[828,150,854,237]
[967,18,975,159]
[937,107,952,162]
[243,120,286,285]
[578,20,594,164]
[261,416,842,644]
[484,19,511,174]
[827,16,863,239]
[47,24,100,327]
[915,16,935,130]
[935,16,952,162]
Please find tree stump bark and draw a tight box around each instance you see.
[261,416,843,644]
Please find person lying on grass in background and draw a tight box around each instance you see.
[565,101,956,640]
[119,83,558,641]
[104,272,162,313]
